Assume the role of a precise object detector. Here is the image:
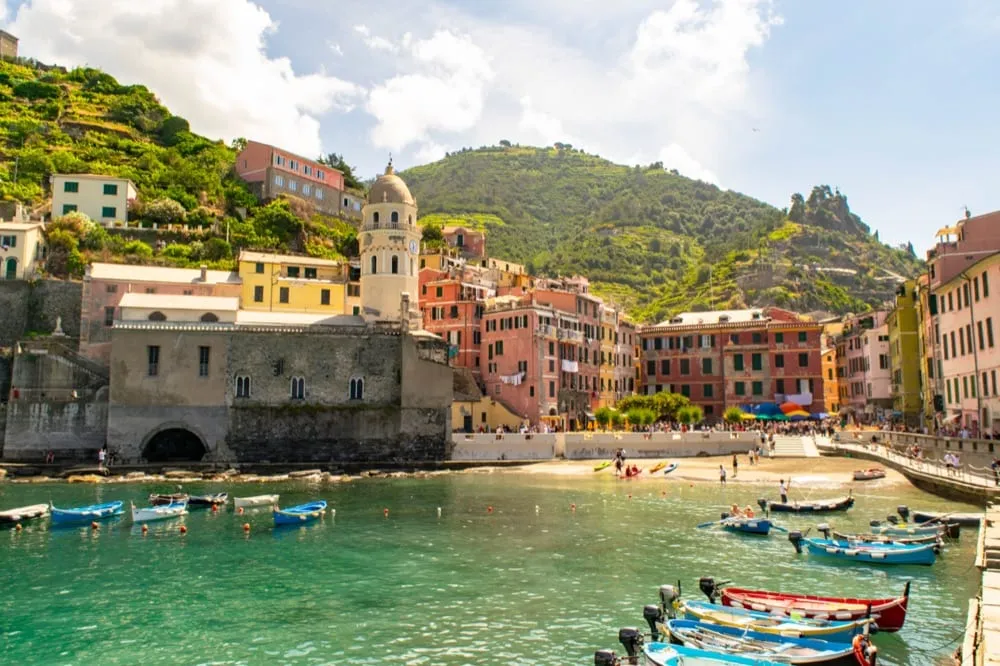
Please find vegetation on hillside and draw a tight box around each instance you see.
[402,145,922,322]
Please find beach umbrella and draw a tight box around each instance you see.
[788,414,809,421]
[786,409,810,418]
[779,401,801,414]
[740,412,757,420]
[757,402,783,417]
[771,413,789,421]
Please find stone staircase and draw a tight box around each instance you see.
[771,436,821,458]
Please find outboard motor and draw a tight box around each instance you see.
[946,523,961,539]
[816,523,831,539]
[659,585,679,618]
[788,530,804,553]
[643,604,663,640]
[886,515,899,525]
[757,498,769,512]
[594,649,619,666]
[897,505,910,522]
[720,512,730,521]
[618,627,643,658]
[699,576,718,603]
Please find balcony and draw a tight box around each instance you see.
[557,329,584,343]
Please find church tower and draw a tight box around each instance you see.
[359,160,422,326]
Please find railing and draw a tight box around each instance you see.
[823,438,998,487]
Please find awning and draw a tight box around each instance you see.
[935,226,959,237]
[943,413,961,423]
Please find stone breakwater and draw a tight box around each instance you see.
[0,466,456,485]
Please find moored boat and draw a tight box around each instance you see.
[853,468,886,481]
[594,461,612,472]
[597,627,784,666]
[910,509,983,526]
[789,531,937,566]
[663,619,859,664]
[868,519,950,539]
[663,462,678,475]
[720,517,773,536]
[708,578,910,632]
[830,529,941,547]
[273,500,327,526]
[649,462,667,473]
[233,494,279,509]
[758,493,854,514]
[0,503,50,525]
[149,493,189,506]
[131,500,188,523]
[189,492,228,507]
[50,501,124,524]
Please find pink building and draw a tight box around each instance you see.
[441,226,486,258]
[838,311,891,419]
[928,210,1000,289]
[79,263,242,365]
[933,250,1000,434]
[234,140,361,220]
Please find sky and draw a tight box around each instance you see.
[2,0,998,251]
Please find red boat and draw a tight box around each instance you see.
[716,581,910,632]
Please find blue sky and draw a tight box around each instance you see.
[4,0,999,251]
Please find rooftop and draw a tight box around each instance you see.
[235,311,366,327]
[50,173,135,184]
[119,293,239,311]
[245,140,342,175]
[89,263,242,285]
[238,250,342,268]
[0,222,43,231]
[655,309,770,327]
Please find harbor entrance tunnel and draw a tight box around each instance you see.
[142,428,208,462]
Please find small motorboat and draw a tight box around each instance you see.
[273,500,327,526]
[234,494,279,509]
[189,492,228,508]
[758,494,854,514]
[594,461,613,472]
[131,500,188,523]
[149,493,190,506]
[868,519,951,539]
[663,462,678,475]
[789,531,937,566]
[649,462,667,473]
[720,517,774,536]
[657,585,869,643]
[663,619,859,664]
[896,505,962,537]
[599,628,784,666]
[0,503,50,525]
[830,529,941,547]
[50,501,124,524]
[710,576,910,632]
[853,468,886,481]
[910,509,983,526]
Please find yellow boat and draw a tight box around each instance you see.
[649,461,667,473]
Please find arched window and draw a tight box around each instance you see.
[148,311,167,321]
[370,255,377,275]
[235,375,252,398]
[290,376,305,400]
[408,215,413,226]
[200,313,219,322]
[391,211,399,224]
[373,211,380,227]
[391,255,399,274]
[410,258,414,276]
[349,377,364,400]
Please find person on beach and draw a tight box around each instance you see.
[719,465,727,486]
[732,454,738,478]
[98,447,106,471]
[779,478,789,504]
[614,449,623,476]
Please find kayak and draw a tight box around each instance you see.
[663,463,679,475]
[650,462,667,473]
[594,461,612,472]
[623,468,644,479]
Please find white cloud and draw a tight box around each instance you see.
[328,42,343,56]
[518,96,578,146]
[353,24,398,53]
[659,143,720,185]
[414,141,447,164]
[8,0,363,156]
[367,30,494,152]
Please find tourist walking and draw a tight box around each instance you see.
[992,457,1000,486]
[719,465,727,486]
[779,478,789,504]
[732,454,738,478]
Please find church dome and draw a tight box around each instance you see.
[368,161,415,206]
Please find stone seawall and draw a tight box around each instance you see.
[0,279,83,347]
[880,431,997,468]
[450,432,760,461]
[3,399,108,462]
[0,403,6,455]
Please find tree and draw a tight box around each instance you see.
[677,405,704,426]
[723,407,746,425]
[44,229,85,278]
[788,193,805,223]
[144,198,187,226]
[422,225,444,243]
[253,199,304,249]
[652,392,690,421]
[318,152,362,190]
[159,116,190,145]
[594,406,613,430]
[202,237,233,261]
[609,410,624,430]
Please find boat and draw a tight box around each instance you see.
[594,461,613,472]
[853,468,886,481]
[708,578,910,632]
[149,493,189,506]
[718,514,774,535]
[623,467,644,479]
[663,619,859,664]
[131,500,188,523]
[656,585,870,643]
[868,519,950,539]
[234,494,279,509]
[910,510,983,526]
[189,492,228,507]
[50,501,124,524]
[598,628,783,666]
[789,531,937,565]
[829,529,941,547]
[273,500,327,526]
[649,462,667,473]
[0,503,50,525]
[758,493,854,514]
[663,462,678,475]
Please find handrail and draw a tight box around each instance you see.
[825,441,997,487]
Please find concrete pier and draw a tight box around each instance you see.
[961,504,999,665]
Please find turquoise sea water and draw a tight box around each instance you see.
[0,473,982,665]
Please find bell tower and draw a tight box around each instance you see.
[359,160,422,325]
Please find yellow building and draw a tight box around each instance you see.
[821,346,839,414]
[238,250,350,314]
[914,273,939,426]
[0,221,45,280]
[887,279,922,424]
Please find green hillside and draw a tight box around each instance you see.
[0,59,356,275]
[402,145,922,322]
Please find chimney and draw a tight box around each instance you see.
[200,265,208,282]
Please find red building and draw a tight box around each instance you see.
[638,308,825,419]
[419,266,492,376]
[235,140,362,220]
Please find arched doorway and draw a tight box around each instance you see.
[4,257,16,280]
[142,428,207,462]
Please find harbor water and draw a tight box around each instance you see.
[0,473,982,665]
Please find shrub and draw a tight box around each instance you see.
[201,237,232,261]
[122,240,153,258]
[13,80,60,100]
[144,198,186,226]
[723,407,746,424]
[677,405,704,426]
[162,244,191,260]
[594,406,613,430]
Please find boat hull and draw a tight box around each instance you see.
[594,461,612,472]
[870,523,945,538]
[189,493,228,507]
[234,495,279,508]
[721,585,909,632]
[273,501,327,526]
[149,493,189,506]
[51,501,124,524]
[721,519,771,535]
[644,641,784,665]
[650,462,667,473]
[0,503,50,524]
[663,463,678,475]
[763,496,854,513]
[665,619,857,665]
[853,469,886,481]
[801,537,936,565]
[911,510,983,526]
[132,503,188,523]
[678,600,867,643]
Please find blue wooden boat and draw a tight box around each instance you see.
[273,500,327,526]
[720,517,773,535]
[664,619,858,664]
[598,627,784,666]
[789,531,937,565]
[50,500,124,524]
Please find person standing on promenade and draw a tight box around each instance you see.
[732,454,738,478]
[719,465,727,486]
[991,457,1000,486]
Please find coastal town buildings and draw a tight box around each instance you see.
[887,280,922,425]
[821,346,839,414]
[0,29,18,60]
[914,273,942,427]
[237,250,353,315]
[419,263,492,376]
[235,140,363,220]
[49,174,136,226]
[441,226,486,258]
[637,308,825,417]
[837,311,892,420]
[0,221,45,280]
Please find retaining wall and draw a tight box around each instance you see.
[0,279,82,347]
[879,432,997,469]
[451,433,559,460]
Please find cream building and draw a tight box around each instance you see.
[359,161,422,325]
[237,250,350,314]
[50,174,137,226]
[0,221,45,280]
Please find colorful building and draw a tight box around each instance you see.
[638,308,825,419]
[50,174,136,226]
[0,221,45,280]
[238,251,351,315]
[419,265,493,376]
[821,346,839,414]
[838,311,892,420]
[887,280,922,424]
[914,273,942,428]
[598,307,636,407]
[441,226,486,258]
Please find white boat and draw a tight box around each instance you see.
[233,494,279,509]
[131,501,188,523]
[0,503,49,525]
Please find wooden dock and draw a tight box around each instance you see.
[961,504,999,665]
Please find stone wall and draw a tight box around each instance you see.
[880,431,997,469]
[0,350,11,399]
[0,279,83,347]
[0,403,6,454]
[107,405,231,463]
[3,398,108,462]
[451,433,558,460]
